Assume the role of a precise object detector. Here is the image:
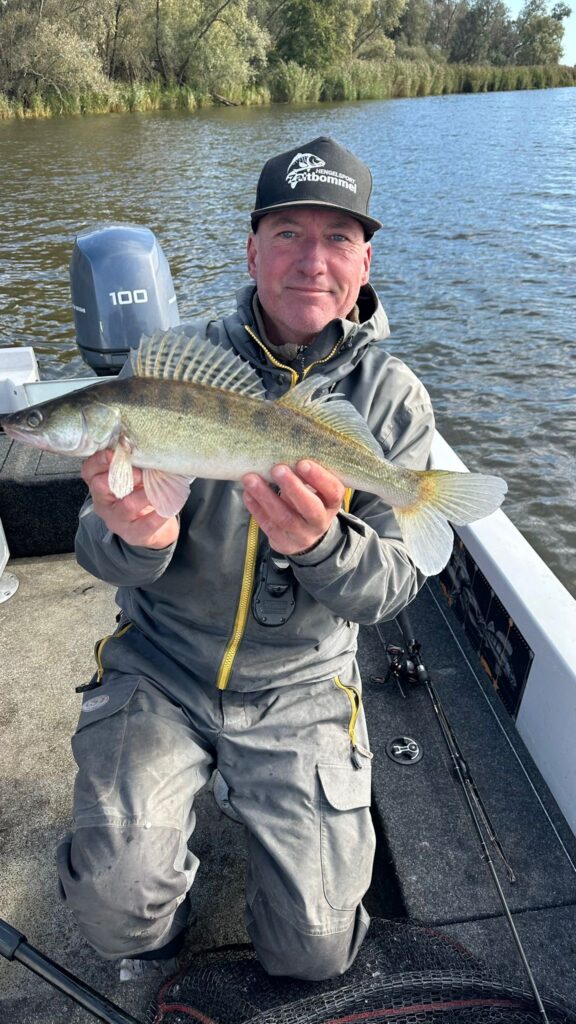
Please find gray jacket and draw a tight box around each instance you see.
[75,283,435,691]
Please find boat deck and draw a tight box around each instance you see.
[1,554,575,1024]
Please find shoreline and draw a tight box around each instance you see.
[2,60,575,120]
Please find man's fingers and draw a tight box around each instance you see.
[243,475,294,528]
[294,460,345,508]
[242,462,344,557]
[270,463,344,520]
[81,450,144,506]
[81,450,112,487]
[243,463,344,527]
[78,449,179,549]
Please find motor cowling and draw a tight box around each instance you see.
[70,224,179,375]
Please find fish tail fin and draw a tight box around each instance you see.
[392,470,507,577]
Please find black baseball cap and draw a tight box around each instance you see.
[251,136,382,239]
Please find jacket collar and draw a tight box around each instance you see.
[233,283,389,377]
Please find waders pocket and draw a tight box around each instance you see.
[317,762,375,912]
[72,673,141,816]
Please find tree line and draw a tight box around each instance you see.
[0,0,573,116]
[395,0,571,65]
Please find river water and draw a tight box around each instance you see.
[1,89,575,594]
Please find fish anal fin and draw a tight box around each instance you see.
[109,440,134,499]
[278,377,383,459]
[393,504,455,577]
[142,468,193,518]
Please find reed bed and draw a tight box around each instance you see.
[1,60,574,119]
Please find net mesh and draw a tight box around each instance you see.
[147,920,576,1024]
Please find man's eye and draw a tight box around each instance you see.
[278,230,296,239]
[331,234,348,242]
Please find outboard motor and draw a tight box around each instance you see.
[70,224,179,375]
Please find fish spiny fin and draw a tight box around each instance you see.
[278,376,384,459]
[133,331,266,399]
[392,470,507,576]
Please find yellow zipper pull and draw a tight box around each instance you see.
[352,744,374,769]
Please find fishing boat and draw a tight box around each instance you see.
[1,225,575,1024]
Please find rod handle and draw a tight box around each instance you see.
[0,918,26,960]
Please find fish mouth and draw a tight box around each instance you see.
[2,422,51,449]
[2,421,31,440]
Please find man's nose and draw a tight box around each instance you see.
[297,239,327,273]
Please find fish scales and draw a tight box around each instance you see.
[96,375,411,499]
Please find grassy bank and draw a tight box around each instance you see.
[1,59,575,119]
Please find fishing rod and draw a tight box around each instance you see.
[380,607,551,1024]
[0,918,144,1024]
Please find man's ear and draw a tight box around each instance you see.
[361,242,372,286]
[247,232,258,281]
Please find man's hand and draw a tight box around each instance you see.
[81,451,180,550]
[242,460,345,556]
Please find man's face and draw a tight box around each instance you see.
[247,207,371,348]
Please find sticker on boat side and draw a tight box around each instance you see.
[82,694,110,712]
[440,538,534,717]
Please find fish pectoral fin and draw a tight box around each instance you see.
[108,440,135,499]
[142,469,194,518]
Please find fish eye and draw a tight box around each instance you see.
[26,409,43,428]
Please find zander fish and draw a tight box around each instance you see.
[1,331,507,576]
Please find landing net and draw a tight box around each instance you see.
[147,920,576,1024]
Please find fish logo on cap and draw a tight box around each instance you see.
[286,152,325,187]
[285,151,357,194]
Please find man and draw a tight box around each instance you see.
[57,136,434,983]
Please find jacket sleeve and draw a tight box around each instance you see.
[75,505,177,588]
[289,372,435,625]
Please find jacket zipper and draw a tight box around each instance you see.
[213,324,349,691]
[216,516,260,690]
[334,675,373,767]
[334,675,361,746]
[95,622,133,684]
[244,324,343,384]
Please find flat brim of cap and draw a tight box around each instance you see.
[250,200,382,236]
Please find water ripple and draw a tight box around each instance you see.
[1,89,575,593]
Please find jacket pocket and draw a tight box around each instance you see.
[317,762,376,912]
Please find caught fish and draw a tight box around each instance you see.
[0,331,507,576]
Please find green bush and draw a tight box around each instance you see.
[268,60,322,103]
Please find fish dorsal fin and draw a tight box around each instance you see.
[132,331,266,399]
[278,376,383,459]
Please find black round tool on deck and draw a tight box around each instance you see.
[386,735,423,763]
